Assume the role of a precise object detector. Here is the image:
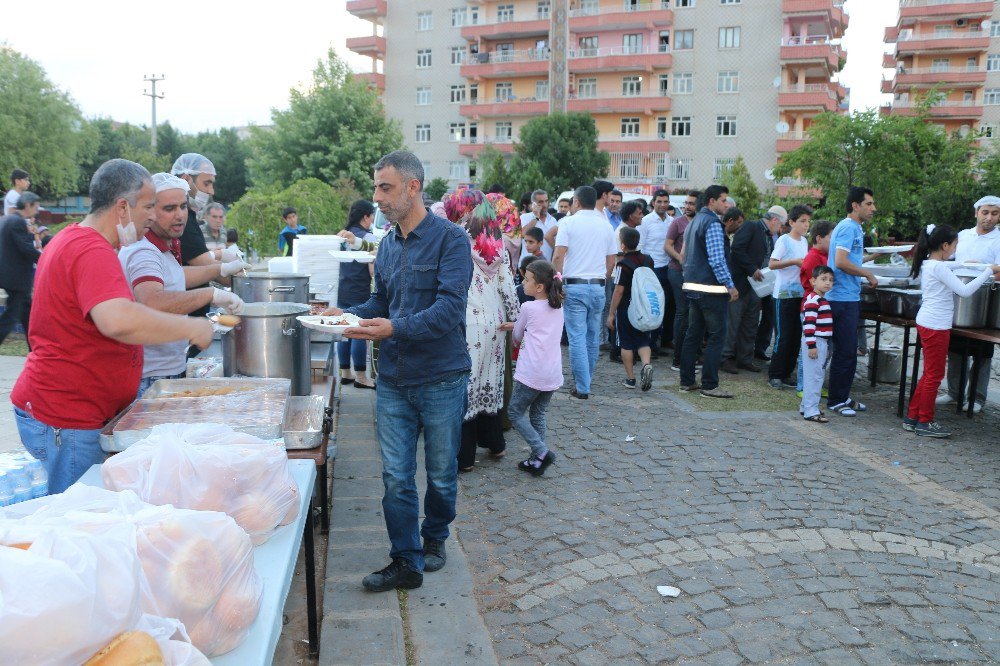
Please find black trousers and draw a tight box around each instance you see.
[768,297,803,381]
[755,295,775,356]
[0,288,31,349]
[458,412,506,468]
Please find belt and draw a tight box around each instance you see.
[564,278,606,285]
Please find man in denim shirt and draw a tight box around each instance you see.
[330,150,473,592]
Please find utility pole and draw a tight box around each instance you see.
[549,0,568,114]
[142,74,165,152]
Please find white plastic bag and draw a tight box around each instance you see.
[102,422,299,545]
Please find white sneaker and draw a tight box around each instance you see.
[935,394,955,406]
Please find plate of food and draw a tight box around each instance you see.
[328,250,376,263]
[297,312,363,334]
[866,245,914,254]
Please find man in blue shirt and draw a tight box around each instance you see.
[331,150,473,592]
[826,186,878,417]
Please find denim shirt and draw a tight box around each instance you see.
[347,211,473,386]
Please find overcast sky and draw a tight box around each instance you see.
[1,0,895,134]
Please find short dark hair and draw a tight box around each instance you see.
[519,253,541,272]
[591,180,614,198]
[558,197,571,205]
[619,226,640,250]
[10,169,28,184]
[282,206,297,219]
[374,150,424,189]
[524,226,544,242]
[845,186,874,215]
[348,199,375,226]
[652,189,670,201]
[810,220,833,242]
[574,185,598,209]
[619,200,643,221]
[609,189,623,199]
[15,192,40,209]
[703,184,729,206]
[89,159,152,214]
[788,204,814,221]
[487,183,505,194]
[226,228,239,243]
[722,207,743,224]
[812,265,834,279]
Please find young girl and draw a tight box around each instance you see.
[504,259,564,476]
[904,224,993,438]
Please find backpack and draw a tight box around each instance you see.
[628,265,665,331]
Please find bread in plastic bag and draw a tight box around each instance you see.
[2,485,262,657]
[102,422,299,544]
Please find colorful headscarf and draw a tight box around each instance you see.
[444,187,505,266]
[487,192,521,239]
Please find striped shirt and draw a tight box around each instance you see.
[801,291,833,349]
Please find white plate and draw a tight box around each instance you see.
[328,250,376,263]
[297,313,362,334]
[866,245,913,254]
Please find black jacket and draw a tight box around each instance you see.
[729,219,772,296]
[0,214,41,291]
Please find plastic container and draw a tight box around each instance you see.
[27,460,48,498]
[0,470,14,507]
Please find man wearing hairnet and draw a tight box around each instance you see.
[119,173,246,396]
[170,153,245,318]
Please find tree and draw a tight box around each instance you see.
[0,47,93,197]
[475,147,510,194]
[720,156,762,218]
[185,128,251,204]
[510,113,609,196]
[425,177,450,202]
[247,49,404,193]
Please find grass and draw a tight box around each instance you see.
[661,366,803,412]
[0,335,28,357]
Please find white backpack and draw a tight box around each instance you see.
[628,265,665,331]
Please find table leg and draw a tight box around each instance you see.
[897,325,910,418]
[967,357,980,419]
[319,460,329,533]
[871,319,882,388]
[304,496,319,658]
[909,329,922,404]
[957,349,969,414]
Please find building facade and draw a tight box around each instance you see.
[348,0,849,194]
[882,0,997,139]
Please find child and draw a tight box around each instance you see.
[904,224,993,438]
[506,259,564,476]
[607,226,655,391]
[800,266,835,423]
[768,204,812,389]
[796,220,833,396]
[516,254,542,303]
[523,226,545,259]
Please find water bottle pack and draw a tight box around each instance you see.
[0,452,47,506]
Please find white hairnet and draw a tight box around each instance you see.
[151,172,190,194]
[974,195,1000,210]
[170,152,216,177]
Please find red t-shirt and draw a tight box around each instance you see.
[799,247,829,293]
[12,224,142,429]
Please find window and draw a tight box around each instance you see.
[964,90,975,102]
[620,117,640,137]
[451,46,466,65]
[415,124,431,143]
[577,77,597,98]
[675,30,694,50]
[968,57,978,71]
[623,34,643,54]
[451,7,466,27]
[622,75,642,96]
[535,80,549,101]
[417,49,432,68]
[658,74,670,95]
[578,0,599,14]
[988,54,1000,71]
[495,82,513,101]
[676,0,695,6]
[992,22,1000,37]
[469,5,480,24]
[981,123,998,137]
[986,88,1000,105]
[417,11,432,31]
[495,122,513,141]
[713,158,736,181]
[721,0,740,4]
[673,73,693,94]
[671,116,692,136]
[659,31,670,52]
[619,157,641,179]
[450,85,466,103]
[495,43,514,62]
[934,25,951,36]
[717,70,739,93]
[655,156,668,179]
[497,4,514,22]
[416,86,431,105]
[669,158,691,181]
[716,115,737,136]
[537,0,550,19]
[448,122,466,141]
[449,160,468,180]
[422,161,431,178]
[719,26,740,49]
[656,117,669,138]
[931,58,950,72]
[579,36,598,56]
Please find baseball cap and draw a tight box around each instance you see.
[766,205,788,221]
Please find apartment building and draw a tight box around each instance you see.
[882,0,998,139]
[348,0,849,194]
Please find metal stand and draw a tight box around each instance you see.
[303,495,319,657]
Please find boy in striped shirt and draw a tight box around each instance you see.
[801,266,834,423]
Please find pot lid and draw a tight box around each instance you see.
[239,272,311,279]
[240,302,311,317]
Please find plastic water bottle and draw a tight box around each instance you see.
[0,471,13,507]
[10,463,31,504]
[27,460,48,498]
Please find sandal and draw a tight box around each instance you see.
[803,414,829,423]
[846,398,867,412]
[340,377,355,385]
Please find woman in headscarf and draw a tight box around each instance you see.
[444,188,520,472]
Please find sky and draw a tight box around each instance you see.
[1,0,896,134]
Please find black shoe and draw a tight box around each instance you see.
[649,348,661,360]
[754,352,771,362]
[518,451,555,477]
[737,362,762,373]
[610,353,622,363]
[362,557,423,592]
[570,388,589,399]
[782,377,797,388]
[423,539,446,572]
[720,359,739,375]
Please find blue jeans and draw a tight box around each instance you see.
[563,283,605,394]
[338,339,367,371]
[13,407,105,494]
[680,294,729,390]
[667,269,688,364]
[827,300,860,407]
[507,381,553,458]
[374,372,469,571]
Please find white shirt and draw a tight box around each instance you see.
[770,234,808,298]
[639,212,672,268]
[520,212,557,261]
[916,260,992,330]
[555,209,618,280]
[954,226,1000,264]
[4,189,21,215]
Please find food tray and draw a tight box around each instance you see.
[298,313,360,334]
[281,395,326,450]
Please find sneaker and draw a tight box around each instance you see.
[518,451,555,477]
[829,401,857,417]
[640,364,654,392]
[796,390,804,398]
[721,359,739,375]
[935,394,956,406]
[737,362,762,373]
[423,539,446,572]
[570,389,589,400]
[768,378,784,389]
[680,383,702,392]
[670,361,681,372]
[781,377,797,388]
[901,416,917,432]
[622,377,637,389]
[754,352,771,362]
[700,387,733,399]
[822,387,828,398]
[362,558,423,592]
[914,421,951,438]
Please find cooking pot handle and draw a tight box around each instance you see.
[270,286,297,293]
[282,327,297,336]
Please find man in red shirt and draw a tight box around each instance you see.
[11,159,214,493]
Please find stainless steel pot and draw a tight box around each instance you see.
[868,346,903,384]
[988,283,1000,329]
[221,302,311,395]
[876,288,903,317]
[861,285,880,313]
[953,274,992,328]
[232,272,311,304]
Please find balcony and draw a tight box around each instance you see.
[780,35,843,71]
[461,11,549,41]
[460,97,549,118]
[885,26,899,42]
[346,35,386,58]
[354,71,385,91]
[778,84,841,111]
[782,0,849,34]
[892,65,987,89]
[776,131,811,153]
[460,48,550,79]
[597,135,671,153]
[459,138,515,158]
[895,30,990,54]
[884,52,898,68]
[569,92,672,114]
[569,2,674,32]
[899,0,993,25]
[887,99,984,118]
[569,46,672,73]
[346,0,386,21]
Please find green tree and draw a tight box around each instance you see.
[0,47,93,197]
[475,146,510,193]
[424,177,450,202]
[719,156,762,219]
[510,113,609,196]
[79,118,172,185]
[185,128,251,204]
[248,49,404,193]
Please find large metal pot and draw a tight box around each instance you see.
[868,346,903,384]
[221,302,311,395]
[860,285,880,313]
[953,273,992,328]
[988,283,1000,329]
[232,272,310,304]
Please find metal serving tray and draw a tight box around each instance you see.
[281,395,326,450]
